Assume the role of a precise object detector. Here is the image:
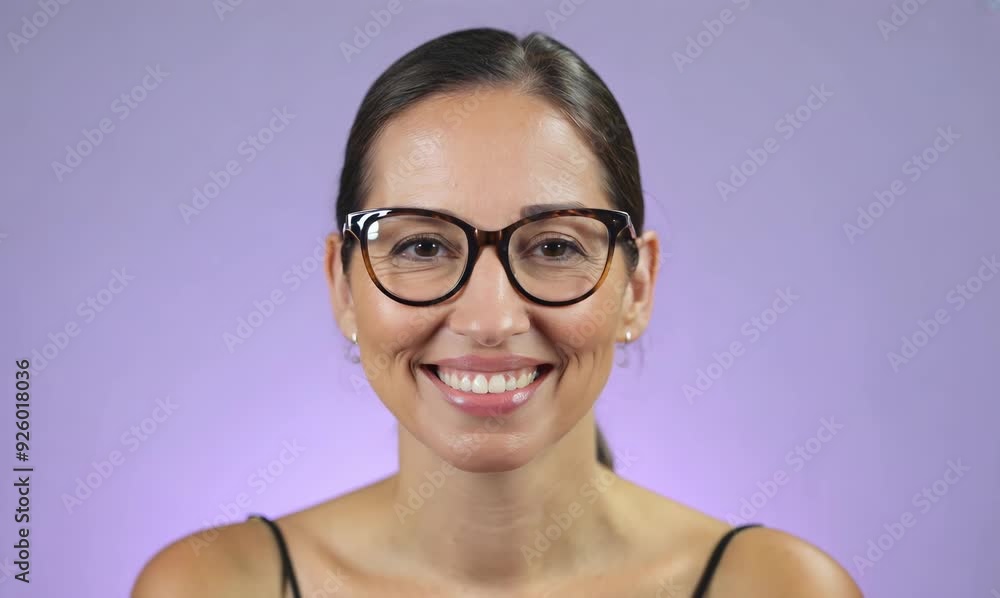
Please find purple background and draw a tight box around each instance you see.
[2,0,998,596]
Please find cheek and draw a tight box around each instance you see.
[353,288,442,382]
[553,294,622,351]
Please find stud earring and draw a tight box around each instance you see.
[625,329,632,344]
[351,332,358,344]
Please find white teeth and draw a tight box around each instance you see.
[435,366,541,394]
[488,375,506,393]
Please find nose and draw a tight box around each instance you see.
[445,247,530,347]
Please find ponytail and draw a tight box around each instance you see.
[596,424,614,470]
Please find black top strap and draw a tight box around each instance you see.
[249,513,754,598]
[250,514,303,598]
[691,523,763,598]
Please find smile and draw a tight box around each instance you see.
[435,366,539,393]
[420,362,554,417]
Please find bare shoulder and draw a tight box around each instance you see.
[709,525,863,597]
[130,518,281,598]
[611,479,860,596]
[131,477,397,598]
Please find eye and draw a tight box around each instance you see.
[392,235,456,260]
[539,240,573,258]
[528,237,585,260]
[410,239,441,258]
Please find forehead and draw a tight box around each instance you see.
[365,87,609,227]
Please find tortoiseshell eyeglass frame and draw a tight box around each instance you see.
[341,207,638,307]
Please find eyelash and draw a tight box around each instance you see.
[520,236,588,260]
[391,235,459,260]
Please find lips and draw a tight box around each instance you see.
[421,356,553,417]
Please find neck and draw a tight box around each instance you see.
[386,412,629,589]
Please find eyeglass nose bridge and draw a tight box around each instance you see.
[463,228,513,279]
[473,229,504,248]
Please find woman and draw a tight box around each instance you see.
[133,28,861,597]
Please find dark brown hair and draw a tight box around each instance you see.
[335,28,645,470]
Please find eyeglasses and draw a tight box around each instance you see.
[341,207,637,307]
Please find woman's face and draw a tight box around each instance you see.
[327,87,657,472]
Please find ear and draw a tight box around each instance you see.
[325,231,357,340]
[619,230,660,341]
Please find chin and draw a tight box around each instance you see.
[430,429,545,473]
